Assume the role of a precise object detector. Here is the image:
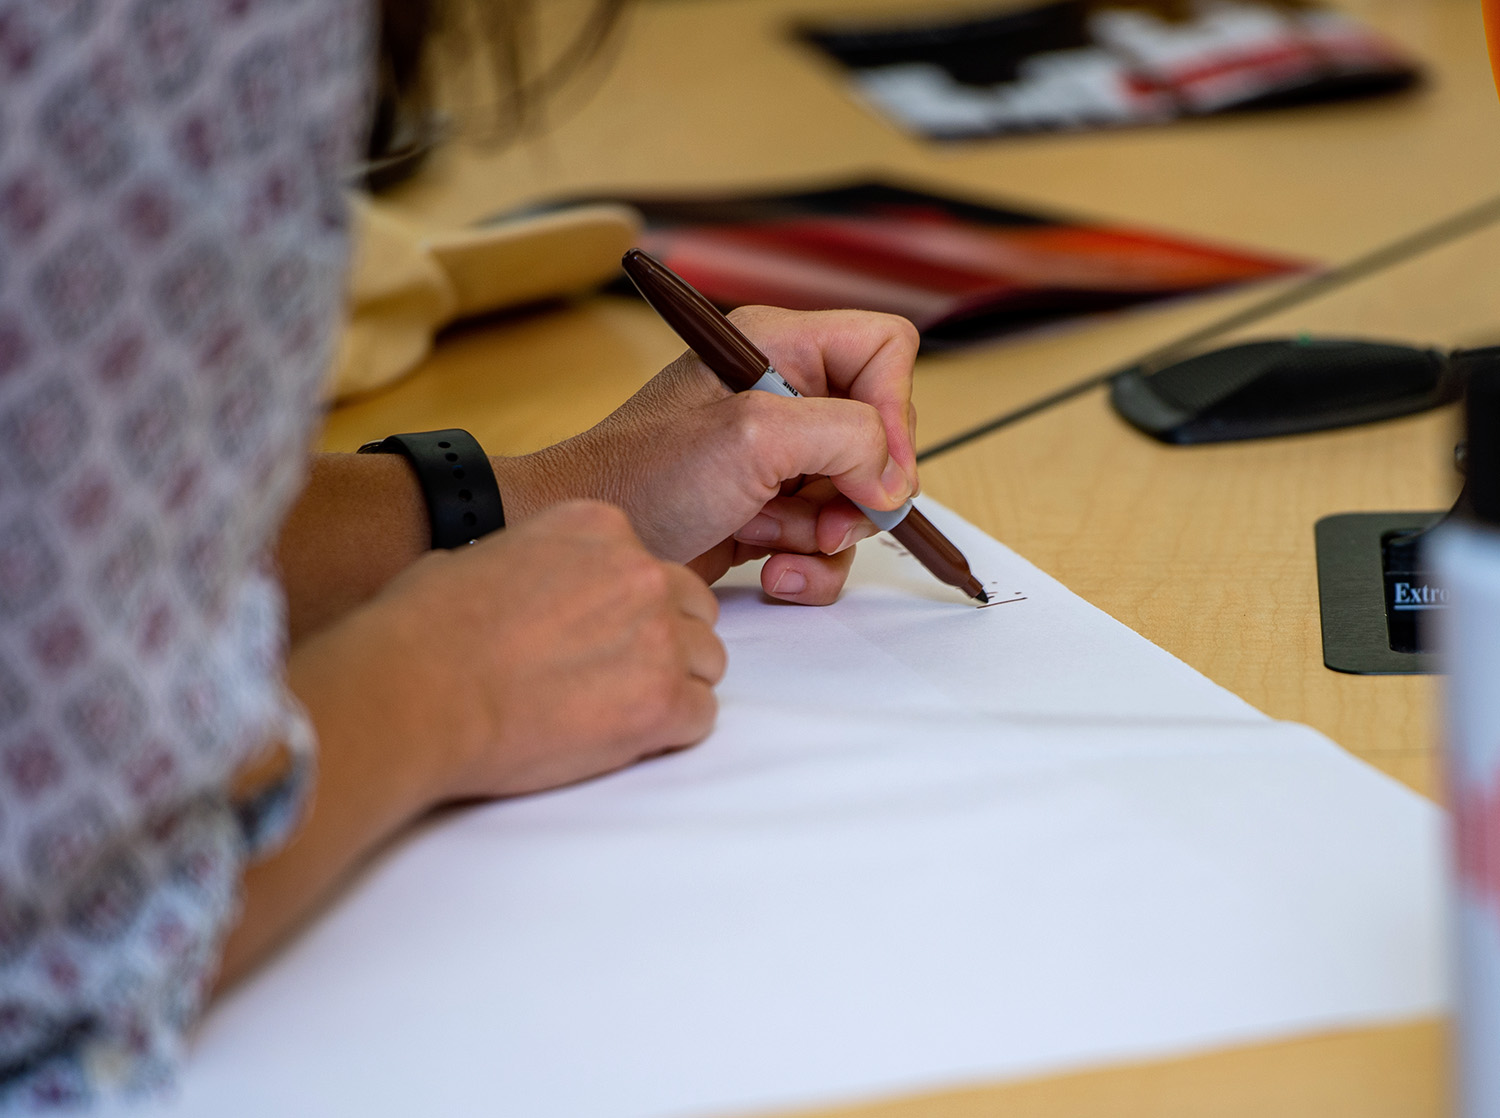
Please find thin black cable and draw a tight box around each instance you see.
[916,190,1500,463]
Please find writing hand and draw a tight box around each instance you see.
[503,307,920,605]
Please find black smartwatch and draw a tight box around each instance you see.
[357,429,505,549]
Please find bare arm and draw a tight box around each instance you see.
[218,617,446,988]
[275,452,563,644]
[274,454,428,645]
[222,502,724,988]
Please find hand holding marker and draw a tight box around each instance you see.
[622,249,987,603]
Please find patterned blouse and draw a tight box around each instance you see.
[0,0,367,1105]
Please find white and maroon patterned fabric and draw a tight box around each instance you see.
[0,0,367,1105]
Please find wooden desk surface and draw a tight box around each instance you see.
[322,0,1498,1113]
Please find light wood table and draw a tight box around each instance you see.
[322,0,1500,1112]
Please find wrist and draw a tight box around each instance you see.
[486,454,549,523]
[359,431,504,548]
[286,599,458,827]
[277,454,430,646]
[488,439,609,524]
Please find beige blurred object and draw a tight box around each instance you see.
[331,196,642,401]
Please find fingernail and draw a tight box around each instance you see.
[880,458,912,504]
[735,513,780,544]
[830,525,860,554]
[770,569,807,597]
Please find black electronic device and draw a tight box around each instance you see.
[1110,337,1465,444]
[1311,348,1500,673]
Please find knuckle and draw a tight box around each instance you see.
[866,310,918,352]
[890,314,920,350]
[630,558,672,603]
[588,500,633,532]
[727,304,776,331]
[620,556,671,603]
[728,392,779,456]
[554,498,628,533]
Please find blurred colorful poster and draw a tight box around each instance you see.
[613,181,1305,348]
[798,0,1420,141]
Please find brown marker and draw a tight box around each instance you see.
[622,248,987,603]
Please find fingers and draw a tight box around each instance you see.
[636,628,720,754]
[814,498,879,555]
[654,677,718,752]
[523,497,724,679]
[761,548,857,606]
[727,391,912,513]
[654,558,726,686]
[666,562,719,627]
[733,493,821,552]
[726,305,921,492]
[678,613,726,685]
[733,483,878,556]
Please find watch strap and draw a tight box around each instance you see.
[357,429,505,548]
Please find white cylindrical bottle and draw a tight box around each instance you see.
[1432,357,1500,1118]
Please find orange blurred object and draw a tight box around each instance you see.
[1486,0,1500,96]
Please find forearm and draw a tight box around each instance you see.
[229,450,585,976]
[276,451,564,644]
[276,454,429,645]
[216,611,451,990]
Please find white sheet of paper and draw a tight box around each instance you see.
[126,503,1445,1118]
